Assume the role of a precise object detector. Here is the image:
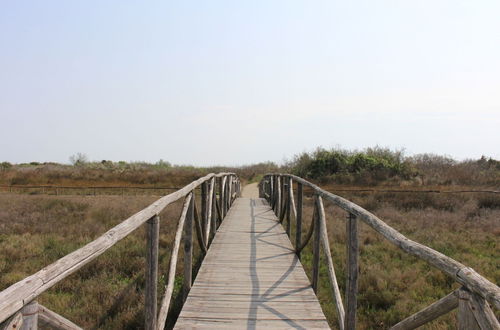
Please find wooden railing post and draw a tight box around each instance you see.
[271,176,275,209]
[201,182,208,237]
[296,182,303,258]
[458,289,480,330]
[276,176,282,219]
[210,179,217,238]
[286,178,292,237]
[21,300,38,330]
[145,214,159,330]
[312,195,321,293]
[345,213,359,330]
[183,193,194,301]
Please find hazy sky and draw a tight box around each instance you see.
[1,1,499,165]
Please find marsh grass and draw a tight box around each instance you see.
[291,191,499,329]
[0,188,498,329]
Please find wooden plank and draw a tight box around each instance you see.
[38,304,82,330]
[390,289,459,330]
[174,197,329,329]
[145,215,160,330]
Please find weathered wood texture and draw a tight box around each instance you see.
[345,212,359,330]
[390,290,459,330]
[0,173,239,324]
[37,304,82,330]
[317,196,345,329]
[262,174,500,310]
[157,194,192,330]
[145,215,160,330]
[295,182,303,258]
[458,289,481,330]
[183,195,194,301]
[174,197,329,329]
[1,312,22,330]
[20,301,37,330]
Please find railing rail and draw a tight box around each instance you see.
[0,173,241,330]
[259,173,500,330]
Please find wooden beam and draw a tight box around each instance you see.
[467,290,500,330]
[390,290,459,330]
[38,304,82,330]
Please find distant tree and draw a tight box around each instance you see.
[69,153,88,166]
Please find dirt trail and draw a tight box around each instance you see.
[241,182,259,198]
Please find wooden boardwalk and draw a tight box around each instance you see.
[174,197,330,329]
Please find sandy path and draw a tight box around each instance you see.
[241,182,259,198]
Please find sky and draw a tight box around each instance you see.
[1,1,499,166]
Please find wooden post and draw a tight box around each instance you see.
[269,176,274,206]
[296,183,303,258]
[183,194,194,301]
[312,196,321,293]
[227,176,233,207]
[211,183,217,237]
[276,176,282,219]
[220,177,226,219]
[286,178,292,237]
[458,289,481,330]
[345,213,359,330]
[20,300,38,330]
[218,177,223,220]
[205,178,215,245]
[145,214,159,330]
[201,182,207,237]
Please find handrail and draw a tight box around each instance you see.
[0,173,241,329]
[259,173,500,330]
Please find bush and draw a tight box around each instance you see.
[288,147,414,185]
[0,162,12,170]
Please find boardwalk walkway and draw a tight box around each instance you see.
[174,196,330,329]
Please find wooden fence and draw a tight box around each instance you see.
[0,173,241,330]
[259,174,500,330]
[0,184,184,196]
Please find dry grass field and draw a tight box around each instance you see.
[296,190,500,329]
[0,153,498,329]
[1,188,498,329]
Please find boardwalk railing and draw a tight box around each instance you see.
[0,173,241,330]
[259,174,500,330]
